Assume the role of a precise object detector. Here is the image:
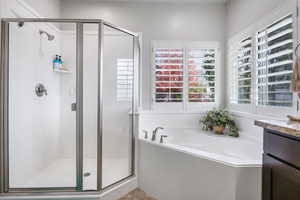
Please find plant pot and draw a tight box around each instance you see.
[213,126,225,134]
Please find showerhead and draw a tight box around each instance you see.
[47,34,55,41]
[39,30,55,41]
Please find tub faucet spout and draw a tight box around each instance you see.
[152,127,164,141]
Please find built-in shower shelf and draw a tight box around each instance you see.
[53,69,71,74]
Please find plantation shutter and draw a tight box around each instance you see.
[117,59,133,101]
[187,49,216,103]
[229,37,252,105]
[237,37,252,104]
[256,14,294,107]
[154,48,184,103]
[229,43,239,104]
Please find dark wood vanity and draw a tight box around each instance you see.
[255,120,300,200]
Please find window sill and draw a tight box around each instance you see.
[138,110,207,115]
[228,109,289,121]
[138,109,290,121]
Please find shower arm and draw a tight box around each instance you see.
[39,29,55,41]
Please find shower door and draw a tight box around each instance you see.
[101,24,136,189]
[2,20,81,192]
[0,18,138,194]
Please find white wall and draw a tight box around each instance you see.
[0,0,60,18]
[23,0,61,18]
[60,0,227,110]
[226,0,290,38]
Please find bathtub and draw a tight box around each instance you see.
[138,128,262,200]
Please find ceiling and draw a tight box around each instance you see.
[63,0,227,3]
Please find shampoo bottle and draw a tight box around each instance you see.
[53,55,60,70]
[58,56,62,70]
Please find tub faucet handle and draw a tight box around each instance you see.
[142,130,148,139]
[152,127,164,141]
[160,135,168,143]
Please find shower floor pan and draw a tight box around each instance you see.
[11,158,130,190]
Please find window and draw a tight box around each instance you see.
[230,37,253,105]
[152,42,219,110]
[228,14,295,114]
[256,14,294,107]
[117,59,133,102]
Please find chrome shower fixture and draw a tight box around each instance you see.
[39,29,55,41]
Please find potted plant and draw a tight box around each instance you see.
[200,109,239,137]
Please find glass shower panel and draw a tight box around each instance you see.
[102,25,134,188]
[82,24,99,191]
[8,22,77,189]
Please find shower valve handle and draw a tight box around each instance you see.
[35,83,48,97]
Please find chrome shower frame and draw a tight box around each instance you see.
[0,18,140,198]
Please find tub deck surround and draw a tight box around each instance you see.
[255,119,300,138]
[138,129,262,200]
[139,128,262,168]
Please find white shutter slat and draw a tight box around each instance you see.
[257,39,293,54]
[267,16,293,33]
[267,29,293,42]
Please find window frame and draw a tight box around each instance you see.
[228,11,298,117]
[151,41,221,111]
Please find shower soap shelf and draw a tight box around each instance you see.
[53,69,71,74]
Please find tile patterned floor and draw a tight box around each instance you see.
[118,188,158,200]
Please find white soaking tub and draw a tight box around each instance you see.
[138,128,262,200]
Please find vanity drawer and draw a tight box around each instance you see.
[264,130,300,169]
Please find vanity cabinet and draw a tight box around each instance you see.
[263,129,300,200]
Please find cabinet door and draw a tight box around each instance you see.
[263,154,300,200]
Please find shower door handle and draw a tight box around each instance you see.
[71,103,77,111]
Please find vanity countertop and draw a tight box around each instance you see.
[255,119,300,138]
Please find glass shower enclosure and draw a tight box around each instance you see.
[0,18,139,194]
